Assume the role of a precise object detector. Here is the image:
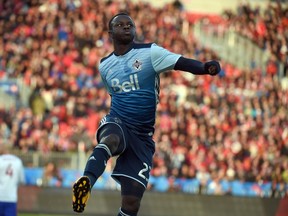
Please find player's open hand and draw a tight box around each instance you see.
[204,60,221,76]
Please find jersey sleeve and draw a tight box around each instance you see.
[150,43,181,74]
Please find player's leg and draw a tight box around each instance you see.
[84,123,125,186]
[117,177,146,216]
[113,131,155,216]
[73,122,125,213]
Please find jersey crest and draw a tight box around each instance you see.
[133,59,142,71]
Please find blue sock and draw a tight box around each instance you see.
[117,208,137,216]
[83,144,111,187]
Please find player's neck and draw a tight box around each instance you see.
[113,42,134,56]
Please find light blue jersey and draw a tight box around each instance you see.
[99,43,181,135]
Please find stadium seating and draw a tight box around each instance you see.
[1,0,287,198]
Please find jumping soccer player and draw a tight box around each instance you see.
[72,13,221,216]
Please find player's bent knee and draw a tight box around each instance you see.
[99,133,121,154]
[97,124,125,156]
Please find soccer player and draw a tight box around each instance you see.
[72,13,221,216]
[0,144,25,216]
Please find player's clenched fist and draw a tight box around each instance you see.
[204,60,221,76]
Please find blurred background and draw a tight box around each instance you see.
[0,0,287,215]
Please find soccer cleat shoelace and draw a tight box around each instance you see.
[72,176,91,213]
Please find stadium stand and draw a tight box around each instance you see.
[0,0,287,198]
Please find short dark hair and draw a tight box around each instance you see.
[108,12,130,30]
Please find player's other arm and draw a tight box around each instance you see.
[174,56,221,76]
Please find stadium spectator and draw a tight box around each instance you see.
[41,161,63,187]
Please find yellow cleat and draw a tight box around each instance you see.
[72,176,91,213]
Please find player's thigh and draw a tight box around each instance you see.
[112,129,155,189]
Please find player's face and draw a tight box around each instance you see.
[109,15,136,44]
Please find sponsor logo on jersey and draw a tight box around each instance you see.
[111,74,140,93]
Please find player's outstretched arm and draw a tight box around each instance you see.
[174,56,221,76]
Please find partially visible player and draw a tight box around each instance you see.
[0,144,26,216]
[72,13,221,215]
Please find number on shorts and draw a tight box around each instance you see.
[138,162,151,182]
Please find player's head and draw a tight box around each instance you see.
[108,12,131,31]
[108,12,136,44]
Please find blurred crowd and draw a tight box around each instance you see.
[0,0,287,197]
[222,1,288,75]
